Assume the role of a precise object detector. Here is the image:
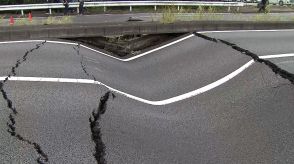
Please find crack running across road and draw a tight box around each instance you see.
[194,32,294,85]
[0,41,49,164]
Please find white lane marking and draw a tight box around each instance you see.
[0,40,44,44]
[79,44,122,61]
[80,34,194,62]
[0,53,293,105]
[46,40,77,45]
[0,76,95,84]
[198,29,294,33]
[0,34,194,62]
[260,53,294,59]
[0,60,254,106]
[123,34,194,62]
[126,60,255,105]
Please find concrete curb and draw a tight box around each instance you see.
[1,21,294,41]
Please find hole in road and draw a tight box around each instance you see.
[65,33,187,58]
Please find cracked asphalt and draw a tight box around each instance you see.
[0,30,294,164]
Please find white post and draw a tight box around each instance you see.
[130,6,132,12]
[178,5,180,11]
[104,6,106,12]
[21,10,24,16]
[227,6,231,12]
[77,7,79,14]
[49,8,52,15]
[154,5,157,11]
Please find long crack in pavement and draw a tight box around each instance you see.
[73,44,116,164]
[0,41,49,164]
[194,32,294,85]
[89,91,115,164]
[73,44,97,81]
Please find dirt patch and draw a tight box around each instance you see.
[67,33,186,58]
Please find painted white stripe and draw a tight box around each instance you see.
[46,40,78,45]
[0,53,293,105]
[79,44,123,61]
[0,76,96,84]
[123,34,194,61]
[0,29,292,62]
[95,60,255,105]
[0,60,254,106]
[259,53,294,59]
[0,34,194,62]
[198,29,294,34]
[0,40,44,44]
[80,34,194,62]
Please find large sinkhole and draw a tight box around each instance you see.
[66,33,186,58]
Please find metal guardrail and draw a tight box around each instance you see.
[0,1,244,15]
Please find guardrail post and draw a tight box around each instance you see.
[130,6,132,12]
[104,6,106,12]
[227,6,231,12]
[178,5,180,11]
[49,8,52,15]
[237,7,240,12]
[154,5,157,11]
[21,10,24,16]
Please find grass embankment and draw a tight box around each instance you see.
[160,5,294,24]
[0,15,73,26]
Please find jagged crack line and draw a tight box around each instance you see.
[194,32,294,84]
[74,45,116,164]
[73,44,97,81]
[194,33,218,43]
[0,41,49,164]
[89,91,115,164]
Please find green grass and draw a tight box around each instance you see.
[160,6,177,24]
[43,16,73,25]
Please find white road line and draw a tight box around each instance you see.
[1,54,294,105]
[0,34,194,62]
[0,76,95,84]
[259,53,294,59]
[198,29,294,33]
[0,60,255,105]
[46,40,77,45]
[55,34,195,62]
[1,29,293,62]
[123,34,194,61]
[121,60,255,105]
[0,40,44,44]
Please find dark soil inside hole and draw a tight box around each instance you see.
[66,33,187,58]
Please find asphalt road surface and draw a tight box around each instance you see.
[0,30,294,164]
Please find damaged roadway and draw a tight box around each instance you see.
[0,30,293,163]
